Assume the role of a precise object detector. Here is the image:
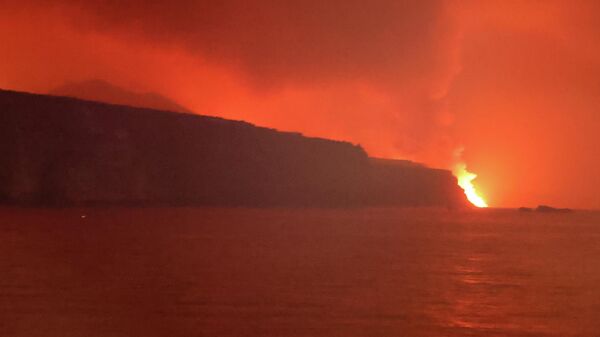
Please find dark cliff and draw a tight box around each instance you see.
[0,89,468,208]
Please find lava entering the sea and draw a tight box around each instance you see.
[453,163,488,208]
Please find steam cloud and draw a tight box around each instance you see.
[0,0,462,165]
[1,0,599,208]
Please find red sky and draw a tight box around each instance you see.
[1,0,598,209]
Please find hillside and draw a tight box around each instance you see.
[0,89,468,208]
[50,79,192,113]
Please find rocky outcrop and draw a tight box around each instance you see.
[519,205,574,213]
[0,89,469,208]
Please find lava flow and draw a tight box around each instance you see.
[453,163,488,208]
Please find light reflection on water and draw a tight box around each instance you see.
[1,207,599,337]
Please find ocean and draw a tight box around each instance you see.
[1,207,599,336]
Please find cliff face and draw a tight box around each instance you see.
[0,89,468,208]
[367,158,467,207]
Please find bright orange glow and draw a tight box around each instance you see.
[1,1,600,209]
[453,163,488,208]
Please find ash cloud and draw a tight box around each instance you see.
[2,0,599,208]
[1,0,463,165]
[59,1,455,89]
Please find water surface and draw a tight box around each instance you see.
[1,207,599,336]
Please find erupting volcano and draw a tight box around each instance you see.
[453,163,488,208]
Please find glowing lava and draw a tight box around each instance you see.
[453,163,488,208]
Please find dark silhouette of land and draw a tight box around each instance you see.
[0,89,469,208]
[50,79,192,113]
[519,205,573,213]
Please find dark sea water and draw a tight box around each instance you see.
[1,207,599,337]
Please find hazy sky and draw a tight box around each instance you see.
[1,0,598,208]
